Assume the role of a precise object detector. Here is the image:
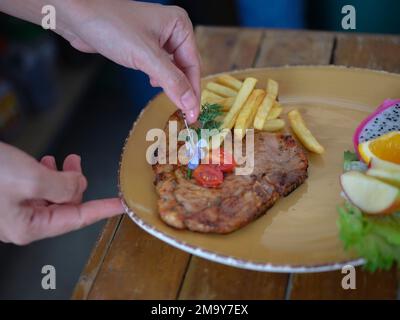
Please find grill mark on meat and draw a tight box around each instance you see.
[152,111,308,234]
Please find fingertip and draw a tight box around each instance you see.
[41,155,54,162]
[41,156,57,171]
[65,154,81,164]
[80,198,124,224]
[105,198,124,213]
[187,108,199,124]
[181,89,196,110]
[63,154,82,172]
[149,77,159,88]
[181,89,199,123]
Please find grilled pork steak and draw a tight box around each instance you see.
[152,112,308,233]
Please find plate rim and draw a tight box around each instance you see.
[118,65,400,273]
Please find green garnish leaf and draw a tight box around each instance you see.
[344,150,358,162]
[195,103,223,141]
[337,202,400,272]
[187,168,193,179]
[198,103,223,131]
[343,150,359,171]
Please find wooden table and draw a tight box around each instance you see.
[72,27,400,300]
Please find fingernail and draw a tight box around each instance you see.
[48,156,56,168]
[187,109,198,124]
[181,90,196,111]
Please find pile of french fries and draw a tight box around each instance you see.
[201,74,324,154]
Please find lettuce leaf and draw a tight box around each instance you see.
[344,150,358,164]
[343,150,367,172]
[337,202,400,271]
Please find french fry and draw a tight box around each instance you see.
[266,102,283,120]
[267,79,279,98]
[201,90,235,111]
[221,77,258,130]
[206,82,237,97]
[288,109,324,154]
[215,112,227,122]
[234,89,265,139]
[216,74,243,91]
[201,89,223,103]
[211,77,257,148]
[217,97,235,111]
[253,79,279,130]
[253,94,275,130]
[262,119,285,132]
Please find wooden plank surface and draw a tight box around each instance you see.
[196,26,263,76]
[71,216,122,299]
[74,27,400,300]
[87,216,190,299]
[289,32,400,300]
[179,258,287,300]
[290,268,398,300]
[255,29,334,67]
[334,33,400,73]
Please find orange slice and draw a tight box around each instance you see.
[358,131,400,164]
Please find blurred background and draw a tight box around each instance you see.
[0,0,399,299]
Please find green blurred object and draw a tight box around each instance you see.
[307,0,400,34]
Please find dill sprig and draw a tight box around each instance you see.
[198,103,223,130]
[194,103,223,138]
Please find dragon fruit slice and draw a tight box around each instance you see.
[353,99,400,153]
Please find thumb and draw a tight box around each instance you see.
[33,167,87,204]
[143,51,199,123]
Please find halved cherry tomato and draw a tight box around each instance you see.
[210,149,236,173]
[193,165,223,187]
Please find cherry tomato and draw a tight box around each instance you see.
[193,165,223,187]
[210,149,236,173]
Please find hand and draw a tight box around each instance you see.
[0,142,123,245]
[58,0,201,123]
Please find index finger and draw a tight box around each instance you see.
[171,32,201,102]
[28,198,124,240]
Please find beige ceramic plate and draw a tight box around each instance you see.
[119,66,400,273]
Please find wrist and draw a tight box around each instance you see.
[51,0,92,38]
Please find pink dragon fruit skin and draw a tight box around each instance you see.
[353,99,400,156]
